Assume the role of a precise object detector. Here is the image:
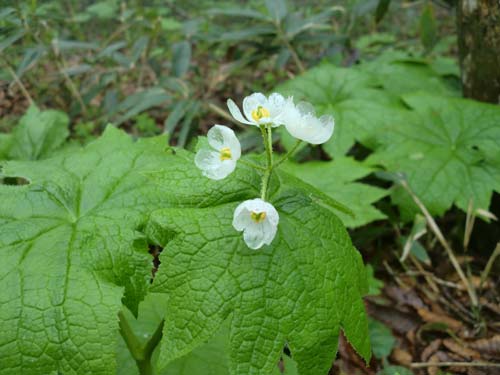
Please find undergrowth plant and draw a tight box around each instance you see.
[0,95,371,374]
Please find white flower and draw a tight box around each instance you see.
[281,100,334,144]
[195,125,241,180]
[232,198,279,250]
[227,92,287,127]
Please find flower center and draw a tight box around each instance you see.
[250,211,267,223]
[219,147,232,161]
[251,106,270,122]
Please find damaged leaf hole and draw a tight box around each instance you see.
[148,244,163,282]
[0,176,30,186]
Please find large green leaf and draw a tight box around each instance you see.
[360,50,459,97]
[0,127,182,374]
[146,173,370,374]
[369,93,500,216]
[275,64,403,157]
[282,157,388,228]
[6,105,69,161]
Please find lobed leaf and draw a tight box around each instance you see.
[6,105,69,161]
[369,93,500,216]
[275,64,403,157]
[282,157,388,228]
[147,174,371,375]
[0,127,181,374]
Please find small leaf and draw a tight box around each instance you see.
[171,41,191,77]
[216,25,276,41]
[401,214,427,262]
[265,0,287,22]
[53,39,99,51]
[0,7,16,20]
[0,31,24,53]
[375,0,391,23]
[164,100,190,134]
[8,105,69,161]
[420,2,438,53]
[86,0,117,19]
[112,88,170,125]
[97,41,127,58]
[409,240,431,265]
[15,46,46,78]
[131,36,150,65]
[207,8,266,20]
[368,318,396,359]
[366,264,384,296]
[61,64,93,76]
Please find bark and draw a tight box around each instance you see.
[457,0,500,103]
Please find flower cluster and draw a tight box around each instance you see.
[195,92,334,249]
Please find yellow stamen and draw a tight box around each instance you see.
[250,211,267,223]
[251,106,270,122]
[219,147,232,161]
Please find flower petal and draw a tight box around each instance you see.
[283,100,334,145]
[195,149,236,180]
[227,99,254,125]
[243,93,268,123]
[260,220,278,246]
[195,149,219,170]
[296,101,316,116]
[232,205,253,231]
[279,98,299,127]
[267,93,287,126]
[242,224,267,250]
[207,125,241,160]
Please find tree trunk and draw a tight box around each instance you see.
[457,0,500,103]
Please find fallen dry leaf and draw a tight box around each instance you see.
[421,339,442,361]
[385,285,426,309]
[417,308,463,331]
[442,338,482,360]
[426,350,450,375]
[468,335,500,357]
[391,347,413,366]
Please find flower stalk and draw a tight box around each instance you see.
[260,125,274,201]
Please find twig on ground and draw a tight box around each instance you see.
[480,242,500,290]
[411,361,500,368]
[3,62,34,106]
[400,180,479,310]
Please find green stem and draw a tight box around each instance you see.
[138,318,164,375]
[118,311,164,375]
[267,125,273,165]
[260,125,272,169]
[258,126,301,201]
[274,139,302,169]
[118,311,143,361]
[260,125,274,200]
[261,169,272,200]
